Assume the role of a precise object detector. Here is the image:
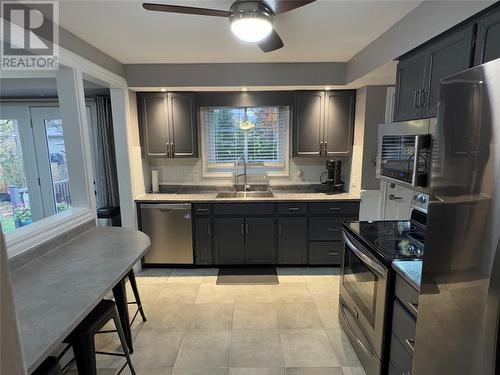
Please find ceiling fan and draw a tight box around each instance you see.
[142,0,316,52]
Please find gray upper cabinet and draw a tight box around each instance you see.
[324,91,355,156]
[168,93,197,157]
[393,51,427,122]
[421,25,474,118]
[474,7,500,65]
[394,25,474,121]
[293,91,324,156]
[293,90,355,157]
[138,92,198,158]
[139,93,169,157]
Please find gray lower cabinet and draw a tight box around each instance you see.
[474,7,500,65]
[194,201,360,266]
[277,217,308,264]
[138,92,197,158]
[245,217,276,264]
[308,241,342,265]
[214,217,245,264]
[389,274,419,374]
[194,217,213,265]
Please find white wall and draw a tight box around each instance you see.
[143,156,351,190]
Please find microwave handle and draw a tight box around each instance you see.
[343,233,386,276]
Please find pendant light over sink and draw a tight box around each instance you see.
[142,0,316,52]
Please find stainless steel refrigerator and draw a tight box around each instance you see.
[413,58,500,374]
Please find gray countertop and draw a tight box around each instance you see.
[135,191,361,203]
[10,227,150,373]
[392,260,423,291]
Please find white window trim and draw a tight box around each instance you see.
[199,107,290,179]
[0,37,131,259]
[4,207,95,258]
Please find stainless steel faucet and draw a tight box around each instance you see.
[234,155,248,192]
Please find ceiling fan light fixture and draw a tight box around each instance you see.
[230,11,273,43]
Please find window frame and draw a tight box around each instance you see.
[199,105,291,178]
[0,99,97,256]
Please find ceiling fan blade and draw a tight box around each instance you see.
[263,0,316,15]
[142,3,232,17]
[258,30,284,53]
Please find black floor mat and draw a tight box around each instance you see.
[216,267,279,285]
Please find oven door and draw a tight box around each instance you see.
[340,231,388,362]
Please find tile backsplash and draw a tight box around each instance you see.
[144,156,352,191]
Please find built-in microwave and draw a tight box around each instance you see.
[376,119,436,192]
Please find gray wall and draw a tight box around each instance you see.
[361,86,389,190]
[59,28,125,77]
[125,62,346,87]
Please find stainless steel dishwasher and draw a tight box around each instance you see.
[140,203,193,264]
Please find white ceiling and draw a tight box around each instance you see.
[58,0,421,64]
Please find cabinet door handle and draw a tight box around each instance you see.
[170,142,175,157]
[327,228,339,232]
[388,194,403,200]
[288,207,299,211]
[197,208,208,212]
[405,338,415,353]
[245,223,249,234]
[420,89,427,108]
[207,225,211,236]
[329,207,341,211]
[241,224,244,234]
[166,143,170,157]
[414,90,421,108]
[324,140,328,154]
[408,301,419,315]
[320,141,324,156]
[327,252,339,256]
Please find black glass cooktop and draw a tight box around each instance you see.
[343,220,425,263]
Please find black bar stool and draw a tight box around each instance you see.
[32,357,62,375]
[126,269,147,326]
[64,299,136,375]
[111,269,147,354]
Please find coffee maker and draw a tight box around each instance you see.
[320,159,344,193]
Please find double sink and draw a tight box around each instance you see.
[215,191,275,199]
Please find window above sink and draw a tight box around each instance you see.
[200,106,290,178]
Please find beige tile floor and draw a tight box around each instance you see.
[72,267,366,375]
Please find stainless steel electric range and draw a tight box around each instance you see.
[339,192,428,375]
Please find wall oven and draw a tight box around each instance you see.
[339,231,388,375]
[376,119,435,192]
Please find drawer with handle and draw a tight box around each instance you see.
[392,299,416,357]
[277,202,308,215]
[309,241,342,265]
[193,204,211,216]
[389,333,413,375]
[395,274,420,318]
[309,202,359,216]
[310,217,349,240]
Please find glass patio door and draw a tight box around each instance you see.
[0,106,43,231]
[30,107,72,215]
